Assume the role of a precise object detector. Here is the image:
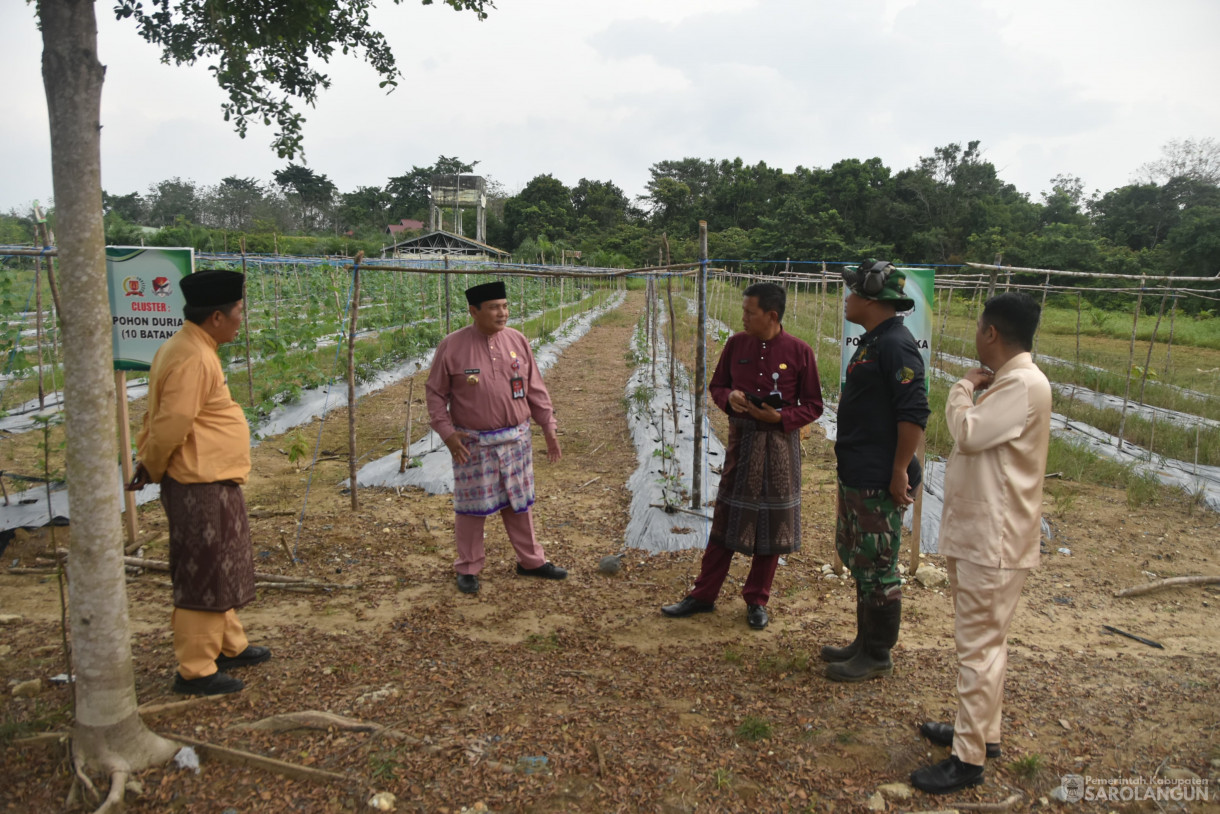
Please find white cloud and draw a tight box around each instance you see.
[2,0,1217,214]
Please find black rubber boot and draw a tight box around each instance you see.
[820,600,864,662]
[825,600,901,682]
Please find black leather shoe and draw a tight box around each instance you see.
[516,562,568,580]
[747,604,769,630]
[660,596,715,617]
[216,645,271,671]
[911,755,984,794]
[173,671,244,696]
[920,721,1001,758]
[456,573,480,594]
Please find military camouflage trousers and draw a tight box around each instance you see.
[835,480,903,607]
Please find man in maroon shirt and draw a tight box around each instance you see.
[661,282,823,629]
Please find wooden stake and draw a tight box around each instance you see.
[909,438,926,574]
[347,252,363,511]
[241,239,255,408]
[1164,293,1178,375]
[665,260,679,444]
[399,377,415,473]
[1074,291,1082,368]
[1136,288,1169,409]
[443,254,451,334]
[34,255,45,409]
[1115,277,1145,450]
[115,370,138,546]
[693,222,709,508]
[1032,272,1050,359]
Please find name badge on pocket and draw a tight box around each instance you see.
[510,375,525,399]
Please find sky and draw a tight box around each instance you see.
[3,0,1218,215]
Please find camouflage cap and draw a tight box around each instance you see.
[842,260,915,312]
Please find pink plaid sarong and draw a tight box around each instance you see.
[451,422,536,517]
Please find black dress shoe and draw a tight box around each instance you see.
[660,596,715,617]
[456,573,480,594]
[911,755,984,794]
[516,562,568,580]
[216,645,271,671]
[173,671,244,696]
[920,721,1001,758]
[747,604,769,630]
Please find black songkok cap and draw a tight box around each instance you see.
[465,280,508,306]
[180,270,245,308]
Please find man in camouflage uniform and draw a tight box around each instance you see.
[823,261,929,682]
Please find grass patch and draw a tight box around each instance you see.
[1044,481,1078,517]
[734,716,773,742]
[523,632,561,653]
[1045,436,1185,506]
[1009,753,1045,779]
[1054,394,1220,467]
[758,651,811,675]
[0,703,72,745]
[721,647,744,665]
[1125,470,1163,508]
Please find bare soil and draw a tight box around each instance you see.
[2,290,1219,813]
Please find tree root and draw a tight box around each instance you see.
[92,770,129,814]
[233,710,381,733]
[137,693,229,719]
[165,732,360,788]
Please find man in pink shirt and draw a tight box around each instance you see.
[425,281,567,594]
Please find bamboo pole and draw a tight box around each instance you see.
[815,262,826,354]
[1136,289,1169,407]
[1075,292,1082,368]
[1164,294,1178,375]
[34,255,45,409]
[32,206,64,317]
[966,261,1220,282]
[1115,278,1145,450]
[649,276,657,388]
[347,252,363,511]
[666,270,679,444]
[935,287,950,366]
[444,257,453,335]
[115,370,139,546]
[692,221,709,509]
[399,377,415,474]
[241,239,254,407]
[910,437,926,574]
[1032,272,1050,359]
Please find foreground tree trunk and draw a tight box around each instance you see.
[39,0,178,794]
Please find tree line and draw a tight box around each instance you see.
[4,137,1218,311]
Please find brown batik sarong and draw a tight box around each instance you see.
[160,476,255,612]
[707,416,803,557]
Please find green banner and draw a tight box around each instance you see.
[839,267,935,391]
[106,247,194,371]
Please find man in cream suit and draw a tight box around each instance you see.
[910,292,1052,794]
